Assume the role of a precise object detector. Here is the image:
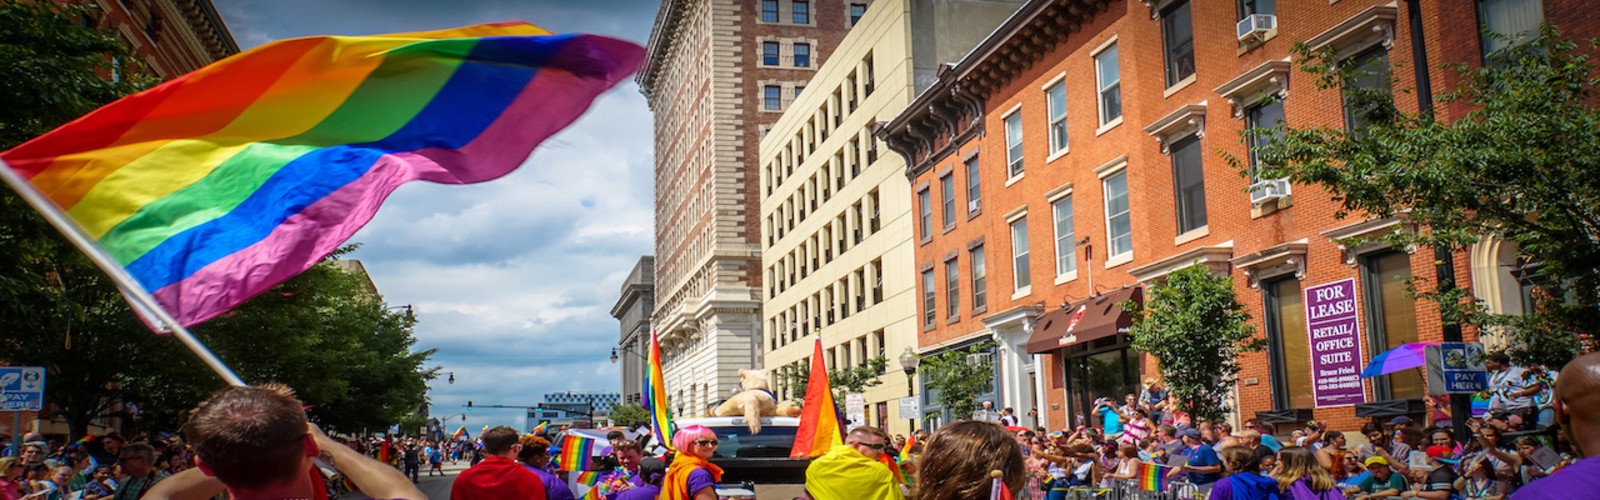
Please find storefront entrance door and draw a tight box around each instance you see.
[1062,335,1141,429]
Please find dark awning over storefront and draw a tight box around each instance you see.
[1025,286,1142,354]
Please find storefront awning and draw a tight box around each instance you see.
[1024,286,1142,354]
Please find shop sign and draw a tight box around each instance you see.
[1304,279,1366,408]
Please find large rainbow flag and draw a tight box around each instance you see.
[451,426,468,440]
[790,338,844,458]
[1135,462,1168,492]
[0,22,643,329]
[642,330,675,451]
[557,433,599,472]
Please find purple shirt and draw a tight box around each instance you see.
[1514,456,1600,500]
[524,465,577,500]
[613,485,660,500]
[686,468,716,495]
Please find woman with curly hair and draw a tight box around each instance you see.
[914,421,1026,500]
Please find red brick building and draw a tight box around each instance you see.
[880,0,1566,433]
[84,0,238,79]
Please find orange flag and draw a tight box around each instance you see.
[790,338,844,458]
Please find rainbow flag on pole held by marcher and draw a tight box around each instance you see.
[451,426,468,440]
[558,433,600,471]
[0,22,644,333]
[643,330,676,451]
[1135,462,1169,491]
[790,337,844,458]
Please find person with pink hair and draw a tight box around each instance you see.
[661,426,722,500]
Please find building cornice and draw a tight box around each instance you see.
[636,0,690,97]
[880,0,1114,179]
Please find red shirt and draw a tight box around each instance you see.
[450,456,546,500]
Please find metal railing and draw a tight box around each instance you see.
[1052,480,1209,500]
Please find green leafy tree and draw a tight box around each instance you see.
[608,403,650,428]
[774,356,889,404]
[1127,265,1260,424]
[1248,26,1600,368]
[919,343,995,421]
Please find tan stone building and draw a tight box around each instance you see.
[637,0,862,417]
[758,0,1024,436]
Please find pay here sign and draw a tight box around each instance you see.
[1304,279,1366,408]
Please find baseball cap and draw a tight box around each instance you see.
[1426,445,1459,464]
[1387,416,1414,426]
[1364,456,1390,467]
[1180,428,1203,440]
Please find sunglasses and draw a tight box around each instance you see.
[695,440,719,447]
[855,442,886,450]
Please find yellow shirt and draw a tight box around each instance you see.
[804,445,906,500]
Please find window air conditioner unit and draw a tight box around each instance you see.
[1237,14,1276,42]
[966,353,987,366]
[968,199,980,211]
[1248,178,1291,205]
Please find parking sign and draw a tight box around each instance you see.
[0,366,45,411]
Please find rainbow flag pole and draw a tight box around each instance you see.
[0,158,245,386]
[642,329,675,451]
[0,23,643,387]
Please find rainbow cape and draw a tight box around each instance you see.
[451,426,467,440]
[1135,462,1168,491]
[558,433,599,471]
[791,338,844,458]
[642,330,676,451]
[0,22,643,328]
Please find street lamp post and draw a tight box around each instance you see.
[898,347,920,433]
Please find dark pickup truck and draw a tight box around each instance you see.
[675,416,809,498]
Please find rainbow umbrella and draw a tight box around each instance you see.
[1360,342,1440,378]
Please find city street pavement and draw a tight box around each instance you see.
[340,461,466,499]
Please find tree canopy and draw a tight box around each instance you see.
[1127,265,1260,424]
[1252,26,1600,367]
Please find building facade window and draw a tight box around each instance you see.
[1005,111,1024,178]
[1361,251,1424,401]
[1238,0,1275,18]
[1161,1,1196,86]
[762,0,780,22]
[1103,171,1132,259]
[1011,217,1031,292]
[1170,134,1207,233]
[764,85,782,111]
[1095,43,1122,125]
[850,3,868,26]
[965,155,981,213]
[945,259,960,319]
[1047,81,1068,154]
[1479,0,1543,55]
[762,41,780,66]
[794,43,811,67]
[795,85,805,98]
[940,174,955,228]
[1342,46,1392,134]
[971,246,988,310]
[1245,99,1286,180]
[918,188,932,241]
[793,0,811,24]
[1265,277,1311,409]
[922,268,936,326]
[1052,196,1076,278]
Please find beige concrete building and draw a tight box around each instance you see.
[637,0,861,417]
[758,0,1024,435]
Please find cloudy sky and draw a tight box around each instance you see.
[214,0,661,433]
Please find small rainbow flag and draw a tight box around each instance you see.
[73,434,96,446]
[531,421,548,435]
[790,338,844,458]
[573,471,605,500]
[558,433,599,472]
[878,452,909,485]
[642,330,676,451]
[0,23,643,329]
[1135,462,1168,492]
[898,434,917,462]
[451,426,467,440]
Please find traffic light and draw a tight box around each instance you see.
[467,401,473,410]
